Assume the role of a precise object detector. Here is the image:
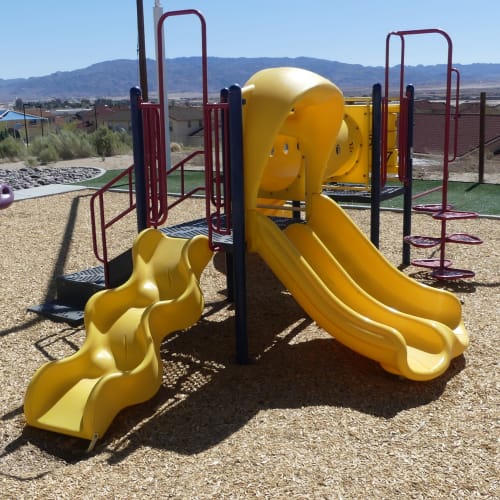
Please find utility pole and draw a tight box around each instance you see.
[478,92,486,184]
[39,105,44,136]
[154,0,172,168]
[22,104,29,146]
[136,0,149,101]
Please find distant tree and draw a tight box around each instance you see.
[14,98,23,111]
[47,98,63,109]
[92,126,118,157]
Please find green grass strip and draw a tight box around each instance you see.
[76,169,205,194]
[77,172,500,216]
[381,180,500,216]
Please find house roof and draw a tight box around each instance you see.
[0,109,48,122]
[169,105,203,122]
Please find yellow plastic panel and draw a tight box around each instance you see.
[247,199,468,380]
[24,229,212,441]
[325,104,369,183]
[325,102,401,185]
[261,134,302,193]
[242,67,344,217]
[385,110,399,176]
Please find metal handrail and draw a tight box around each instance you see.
[385,29,456,203]
[90,165,136,285]
[141,102,167,227]
[90,8,232,285]
[204,100,232,249]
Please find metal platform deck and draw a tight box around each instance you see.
[29,217,235,324]
[324,184,405,203]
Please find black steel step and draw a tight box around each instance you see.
[28,218,230,325]
[29,265,106,325]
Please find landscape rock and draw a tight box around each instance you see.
[0,166,103,190]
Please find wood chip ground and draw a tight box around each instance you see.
[0,157,498,498]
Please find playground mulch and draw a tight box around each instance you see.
[0,190,498,498]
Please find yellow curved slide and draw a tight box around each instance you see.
[241,67,468,380]
[248,195,468,381]
[25,229,212,444]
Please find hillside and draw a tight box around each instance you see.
[1,57,500,102]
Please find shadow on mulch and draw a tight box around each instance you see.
[407,270,500,293]
[3,253,466,464]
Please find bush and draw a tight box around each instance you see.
[24,156,38,167]
[92,127,117,157]
[2,127,131,164]
[90,127,132,158]
[29,130,94,162]
[0,136,25,160]
[38,143,60,164]
[51,130,94,160]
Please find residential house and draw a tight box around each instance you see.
[78,105,132,133]
[168,103,204,148]
[0,108,48,144]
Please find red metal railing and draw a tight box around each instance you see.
[385,29,460,196]
[90,99,231,285]
[90,165,136,285]
[388,29,481,279]
[204,101,232,249]
[141,102,167,227]
[90,9,232,285]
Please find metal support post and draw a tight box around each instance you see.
[228,84,249,364]
[370,83,382,247]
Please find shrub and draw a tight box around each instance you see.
[51,130,94,160]
[24,156,38,167]
[28,136,47,159]
[90,126,132,158]
[29,130,94,162]
[92,127,119,157]
[0,136,25,160]
[38,143,60,164]
[116,129,133,150]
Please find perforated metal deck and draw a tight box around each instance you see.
[29,216,303,325]
[324,184,405,203]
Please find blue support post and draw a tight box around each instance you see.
[370,83,382,247]
[130,86,148,232]
[228,84,249,364]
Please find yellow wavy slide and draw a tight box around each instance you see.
[248,194,469,381]
[25,229,212,445]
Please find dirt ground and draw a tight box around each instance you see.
[412,152,500,184]
[0,155,498,498]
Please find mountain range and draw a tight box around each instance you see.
[2,57,500,102]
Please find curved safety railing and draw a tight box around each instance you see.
[90,9,233,287]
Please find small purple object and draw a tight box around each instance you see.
[0,183,14,209]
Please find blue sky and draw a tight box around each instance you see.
[3,0,499,79]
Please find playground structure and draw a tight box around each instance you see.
[25,10,471,447]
